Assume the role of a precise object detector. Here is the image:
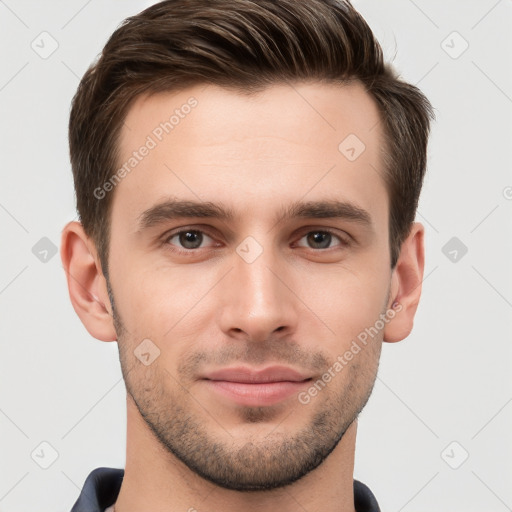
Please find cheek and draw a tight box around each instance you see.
[113,261,218,344]
[295,262,390,342]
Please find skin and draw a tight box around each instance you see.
[61,81,424,512]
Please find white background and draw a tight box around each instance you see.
[0,1,511,511]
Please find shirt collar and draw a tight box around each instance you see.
[70,468,380,512]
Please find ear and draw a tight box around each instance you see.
[60,221,117,342]
[383,222,425,343]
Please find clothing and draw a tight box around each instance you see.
[70,467,381,512]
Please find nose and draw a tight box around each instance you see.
[218,245,299,343]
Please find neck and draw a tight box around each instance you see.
[114,395,358,512]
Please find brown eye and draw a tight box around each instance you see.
[167,230,212,249]
[296,230,344,250]
[306,231,332,249]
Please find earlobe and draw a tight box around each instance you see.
[60,221,117,342]
[383,222,425,343]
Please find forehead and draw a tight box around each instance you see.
[113,81,387,227]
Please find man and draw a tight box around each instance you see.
[61,0,434,510]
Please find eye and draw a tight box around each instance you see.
[166,229,215,250]
[296,230,346,250]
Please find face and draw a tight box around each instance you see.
[107,81,393,490]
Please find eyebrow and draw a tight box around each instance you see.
[136,197,372,231]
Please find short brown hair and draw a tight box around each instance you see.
[69,0,434,274]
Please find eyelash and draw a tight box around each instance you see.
[161,226,351,254]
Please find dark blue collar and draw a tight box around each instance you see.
[70,467,380,512]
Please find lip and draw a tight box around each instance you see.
[202,365,312,383]
[201,366,312,406]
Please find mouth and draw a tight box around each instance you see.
[201,366,313,406]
